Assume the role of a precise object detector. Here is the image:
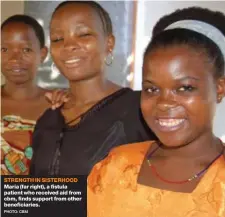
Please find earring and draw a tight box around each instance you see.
[217,95,222,102]
[104,52,114,66]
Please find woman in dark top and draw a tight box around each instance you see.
[30,1,155,176]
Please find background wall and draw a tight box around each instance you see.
[133,1,225,140]
[1,0,24,20]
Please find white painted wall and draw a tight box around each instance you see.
[133,1,225,140]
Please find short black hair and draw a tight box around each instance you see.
[145,7,225,77]
[1,14,45,48]
[52,1,113,35]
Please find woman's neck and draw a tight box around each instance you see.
[68,76,120,106]
[2,81,41,100]
[157,133,223,160]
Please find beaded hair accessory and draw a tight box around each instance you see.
[165,20,225,60]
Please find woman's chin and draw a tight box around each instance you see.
[156,137,187,149]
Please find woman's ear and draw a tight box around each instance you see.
[106,34,115,53]
[40,46,48,63]
[216,76,225,103]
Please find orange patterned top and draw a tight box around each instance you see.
[88,141,225,217]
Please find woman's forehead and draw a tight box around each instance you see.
[51,4,101,26]
[143,45,215,80]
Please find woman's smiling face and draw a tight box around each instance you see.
[50,3,114,82]
[1,22,45,85]
[141,45,224,147]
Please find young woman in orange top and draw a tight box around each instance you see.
[88,7,225,217]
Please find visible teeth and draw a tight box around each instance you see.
[158,119,184,127]
[65,59,80,64]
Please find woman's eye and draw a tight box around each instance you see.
[145,86,159,93]
[23,48,32,53]
[79,33,92,37]
[51,37,63,43]
[1,48,8,53]
[178,85,196,92]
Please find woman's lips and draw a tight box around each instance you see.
[63,58,82,68]
[155,118,186,132]
[7,67,27,75]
